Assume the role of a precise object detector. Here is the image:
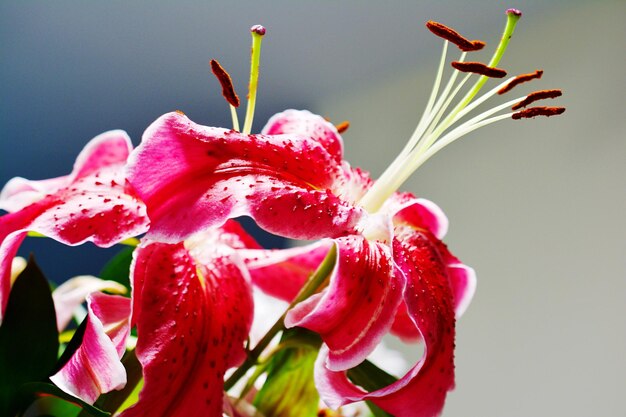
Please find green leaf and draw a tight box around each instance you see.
[253,329,321,417]
[17,382,110,417]
[0,256,59,416]
[99,247,134,292]
[347,360,398,417]
[23,395,81,417]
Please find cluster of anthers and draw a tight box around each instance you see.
[357,8,565,212]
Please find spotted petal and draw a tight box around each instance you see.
[389,196,474,341]
[285,237,403,371]
[50,292,130,404]
[262,109,344,164]
[242,240,332,301]
[127,111,365,243]
[384,193,449,240]
[0,130,133,213]
[120,234,253,417]
[0,131,148,323]
[315,230,458,417]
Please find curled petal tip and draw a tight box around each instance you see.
[506,8,522,17]
[250,25,266,36]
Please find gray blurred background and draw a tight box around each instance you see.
[1,1,624,416]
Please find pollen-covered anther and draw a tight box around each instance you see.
[512,106,565,120]
[335,121,350,134]
[512,89,562,111]
[451,61,507,78]
[426,21,486,51]
[210,59,240,108]
[498,70,543,94]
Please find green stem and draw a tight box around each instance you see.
[224,243,337,391]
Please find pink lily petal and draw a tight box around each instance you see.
[285,237,403,371]
[0,131,149,323]
[50,293,130,404]
[121,236,253,417]
[52,275,127,332]
[0,176,68,213]
[315,230,457,417]
[390,246,475,340]
[0,130,133,213]
[387,196,473,340]
[219,219,263,250]
[242,240,332,301]
[262,109,344,164]
[390,302,422,343]
[127,111,365,242]
[447,262,476,319]
[385,193,449,240]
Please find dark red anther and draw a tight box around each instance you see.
[250,25,266,36]
[498,70,543,94]
[335,121,350,134]
[210,59,240,107]
[512,106,565,120]
[512,89,562,110]
[451,61,507,78]
[426,21,486,52]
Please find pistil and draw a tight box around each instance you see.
[242,25,266,135]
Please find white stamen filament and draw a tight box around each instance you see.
[230,104,240,132]
[358,11,525,213]
[414,75,517,156]
[383,41,450,178]
[414,71,471,154]
[359,65,525,214]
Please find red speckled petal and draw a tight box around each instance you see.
[242,240,332,301]
[219,219,263,250]
[385,193,449,239]
[262,109,344,164]
[121,238,253,417]
[70,130,133,180]
[50,293,130,404]
[390,302,422,343]
[0,131,132,213]
[390,241,474,340]
[127,112,364,242]
[386,196,473,340]
[0,134,148,322]
[285,237,403,371]
[0,176,67,213]
[315,230,457,417]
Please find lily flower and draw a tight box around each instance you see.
[127,107,471,417]
[118,220,256,417]
[126,10,564,417]
[0,130,149,323]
